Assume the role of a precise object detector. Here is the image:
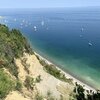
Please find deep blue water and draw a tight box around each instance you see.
[0,7,100,89]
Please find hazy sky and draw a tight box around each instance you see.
[0,0,100,8]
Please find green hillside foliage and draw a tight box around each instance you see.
[0,24,33,77]
[0,69,15,99]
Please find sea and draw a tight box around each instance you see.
[0,7,100,89]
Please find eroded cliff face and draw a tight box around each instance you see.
[0,24,74,100]
[1,24,98,100]
[5,53,74,100]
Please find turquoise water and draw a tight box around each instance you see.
[0,7,100,89]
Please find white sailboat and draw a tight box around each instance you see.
[34,26,37,31]
[88,42,93,46]
[41,20,44,26]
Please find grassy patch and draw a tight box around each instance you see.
[15,80,22,91]
[0,24,33,77]
[24,75,42,90]
[36,55,73,83]
[44,64,73,83]
[35,92,44,100]
[0,69,15,99]
[21,58,30,74]
[24,76,35,90]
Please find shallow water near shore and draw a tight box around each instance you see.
[0,7,100,89]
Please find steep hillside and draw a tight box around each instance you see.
[0,24,100,100]
[0,24,33,99]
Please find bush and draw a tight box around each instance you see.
[46,90,55,100]
[21,58,30,74]
[35,92,44,100]
[24,76,34,90]
[0,69,15,99]
[35,75,42,83]
[42,61,72,83]
[0,24,33,77]
[15,80,22,91]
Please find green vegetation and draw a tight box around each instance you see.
[35,75,42,83]
[35,92,44,100]
[0,24,33,77]
[1,24,100,100]
[24,75,42,90]
[36,55,73,83]
[21,58,30,74]
[35,91,55,100]
[0,24,33,99]
[46,90,55,100]
[15,80,22,91]
[74,83,85,100]
[44,64,73,83]
[73,82,100,100]
[0,69,15,99]
[24,76,35,90]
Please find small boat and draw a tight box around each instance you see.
[34,26,37,31]
[88,42,93,46]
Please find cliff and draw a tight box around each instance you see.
[0,24,99,100]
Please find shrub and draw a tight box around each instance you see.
[35,92,44,100]
[35,75,42,83]
[0,24,33,77]
[15,80,22,91]
[43,62,73,83]
[24,76,34,90]
[0,69,15,99]
[21,58,30,74]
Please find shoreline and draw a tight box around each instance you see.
[34,52,97,92]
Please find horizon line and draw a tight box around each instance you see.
[0,6,100,9]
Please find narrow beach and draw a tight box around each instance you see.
[34,52,97,92]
